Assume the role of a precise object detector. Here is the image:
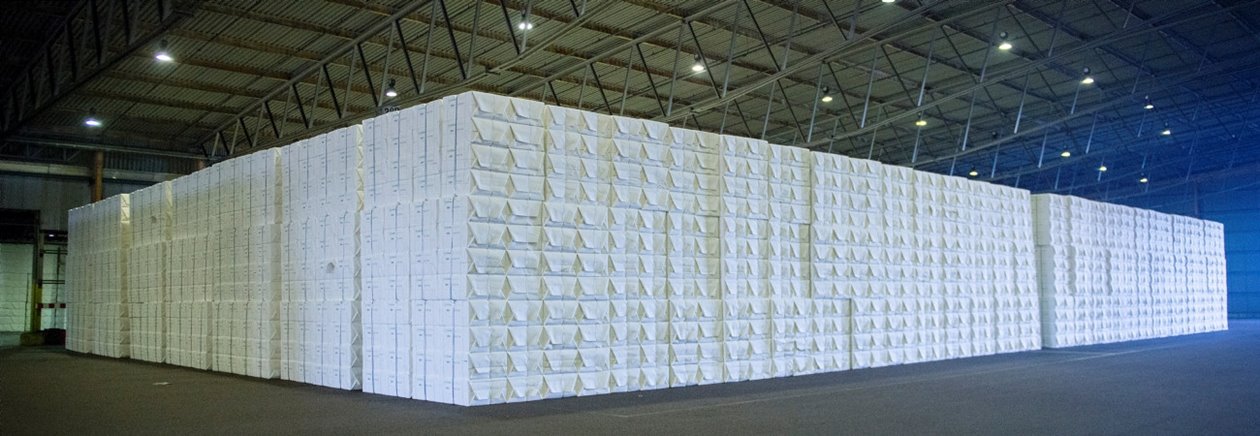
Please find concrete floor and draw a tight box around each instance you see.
[0,332,20,347]
[3,322,1259,436]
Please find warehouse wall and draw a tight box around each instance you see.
[1,173,149,331]
[1199,182,1260,319]
[0,174,152,230]
[0,244,33,332]
[1126,180,1260,319]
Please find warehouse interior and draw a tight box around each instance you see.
[2,0,1258,433]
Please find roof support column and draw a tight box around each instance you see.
[91,150,104,202]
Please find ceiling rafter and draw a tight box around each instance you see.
[0,0,1256,208]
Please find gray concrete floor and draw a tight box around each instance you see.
[3,322,1260,436]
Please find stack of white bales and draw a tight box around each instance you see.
[1032,193,1227,348]
[167,170,214,368]
[125,182,171,362]
[349,92,1046,405]
[206,151,281,378]
[600,110,672,392]
[66,194,130,357]
[767,144,815,377]
[360,106,419,398]
[717,135,774,383]
[280,127,363,389]
[66,91,1232,407]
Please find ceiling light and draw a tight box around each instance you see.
[915,118,927,127]
[517,11,534,30]
[154,40,173,62]
[84,110,102,127]
[1080,67,1094,85]
[691,54,706,73]
[968,168,979,177]
[1143,96,1154,110]
[1098,164,1108,172]
[1060,150,1071,158]
[1139,176,1149,183]
[820,86,833,103]
[384,79,398,98]
[997,32,1012,51]
[881,0,895,3]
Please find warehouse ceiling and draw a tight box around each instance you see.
[2,0,1259,202]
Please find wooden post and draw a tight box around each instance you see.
[91,151,104,202]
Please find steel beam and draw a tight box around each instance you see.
[657,0,963,123]
[508,1,737,97]
[1,0,190,139]
[808,1,1248,149]
[923,77,1259,186]
[3,136,204,160]
[200,0,617,155]
[980,89,1259,187]
[194,0,438,153]
[0,159,180,183]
